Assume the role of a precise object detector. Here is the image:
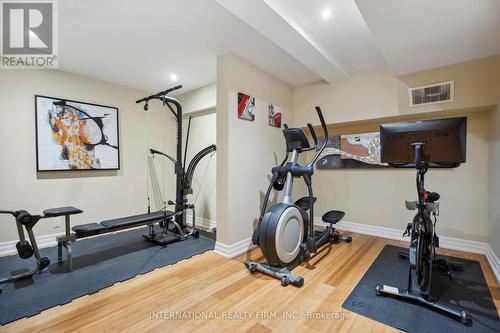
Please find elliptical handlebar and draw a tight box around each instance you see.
[306,106,329,167]
[302,123,318,151]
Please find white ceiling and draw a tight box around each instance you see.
[58,0,319,94]
[57,0,500,94]
[355,0,500,75]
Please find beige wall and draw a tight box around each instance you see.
[0,70,175,242]
[177,84,217,224]
[292,55,500,246]
[293,55,500,128]
[182,111,217,222]
[300,112,490,242]
[177,84,216,115]
[490,106,500,256]
[217,53,293,245]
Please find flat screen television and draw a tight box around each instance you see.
[379,117,467,168]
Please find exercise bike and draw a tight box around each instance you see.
[375,135,470,324]
[0,210,51,294]
[246,106,351,287]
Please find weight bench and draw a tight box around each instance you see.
[56,209,175,272]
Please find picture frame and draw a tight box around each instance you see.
[35,95,120,171]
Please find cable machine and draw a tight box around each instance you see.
[136,85,216,245]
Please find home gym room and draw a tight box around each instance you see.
[0,0,499,332]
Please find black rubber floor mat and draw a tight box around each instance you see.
[342,245,500,332]
[0,228,215,325]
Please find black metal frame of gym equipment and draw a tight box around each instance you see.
[246,106,351,287]
[0,208,75,294]
[52,85,216,272]
[136,85,216,245]
[375,142,470,324]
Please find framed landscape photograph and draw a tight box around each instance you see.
[35,95,120,171]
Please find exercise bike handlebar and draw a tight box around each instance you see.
[0,210,15,216]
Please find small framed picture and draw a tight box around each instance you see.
[237,92,255,121]
[268,104,282,128]
[35,95,120,171]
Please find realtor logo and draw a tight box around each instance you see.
[1,0,58,68]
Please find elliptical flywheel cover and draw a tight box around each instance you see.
[259,203,306,266]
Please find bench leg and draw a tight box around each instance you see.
[64,242,73,272]
[57,242,63,263]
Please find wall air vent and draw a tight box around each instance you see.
[409,80,454,107]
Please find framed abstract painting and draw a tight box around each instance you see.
[237,92,255,121]
[316,132,388,169]
[35,95,120,171]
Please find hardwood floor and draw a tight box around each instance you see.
[1,233,499,333]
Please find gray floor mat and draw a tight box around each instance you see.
[0,228,215,325]
[342,245,500,332]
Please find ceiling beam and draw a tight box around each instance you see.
[214,0,349,84]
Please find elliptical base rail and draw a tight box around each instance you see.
[245,261,304,287]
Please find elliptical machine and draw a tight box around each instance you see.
[246,106,351,287]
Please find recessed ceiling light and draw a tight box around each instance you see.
[169,73,178,82]
[321,8,332,20]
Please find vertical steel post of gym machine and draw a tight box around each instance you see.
[173,99,186,231]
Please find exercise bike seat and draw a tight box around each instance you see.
[294,197,317,211]
[322,210,345,224]
[405,201,440,214]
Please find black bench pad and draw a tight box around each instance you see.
[44,206,83,217]
[322,210,345,224]
[100,211,174,229]
[72,223,106,237]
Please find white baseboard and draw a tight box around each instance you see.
[0,215,215,258]
[0,231,63,257]
[214,237,255,259]
[314,217,499,283]
[185,215,216,232]
[2,218,498,283]
[485,245,500,283]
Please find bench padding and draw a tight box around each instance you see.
[71,211,174,238]
[44,206,83,217]
[100,211,174,229]
[72,223,106,237]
